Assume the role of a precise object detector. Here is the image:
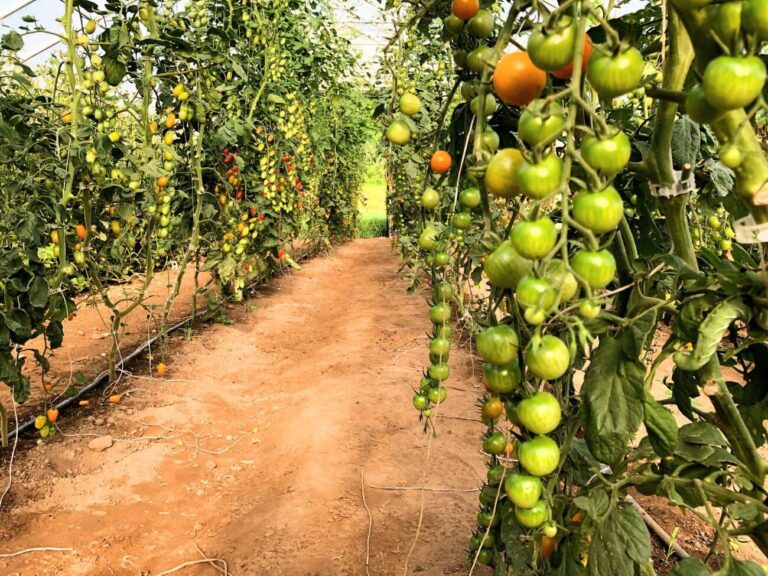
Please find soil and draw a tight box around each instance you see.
[0,238,488,575]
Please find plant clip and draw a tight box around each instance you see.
[649,169,695,198]
[733,215,768,244]
[752,184,768,207]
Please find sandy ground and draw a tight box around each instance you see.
[0,239,488,575]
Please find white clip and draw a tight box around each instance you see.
[649,169,695,198]
[733,215,768,244]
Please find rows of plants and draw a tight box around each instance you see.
[381,0,768,573]
[0,0,373,444]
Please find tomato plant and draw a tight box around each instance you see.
[383,0,768,572]
[0,0,373,444]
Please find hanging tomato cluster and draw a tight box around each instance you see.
[384,0,768,571]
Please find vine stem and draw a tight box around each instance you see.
[473,2,524,235]
[649,1,768,539]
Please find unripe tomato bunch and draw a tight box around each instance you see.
[383,0,685,569]
[386,0,768,568]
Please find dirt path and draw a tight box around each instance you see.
[0,238,487,576]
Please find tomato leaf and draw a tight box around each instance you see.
[29,276,49,309]
[642,398,678,457]
[588,506,651,576]
[581,337,645,466]
[671,116,700,169]
[673,295,750,371]
[669,558,710,576]
[499,500,534,574]
[1,32,24,52]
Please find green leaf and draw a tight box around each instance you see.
[581,337,645,465]
[573,490,610,520]
[672,367,699,420]
[4,309,32,340]
[671,116,700,169]
[588,506,651,576]
[284,255,301,270]
[669,558,710,576]
[499,500,534,574]
[730,560,767,576]
[1,32,24,52]
[624,309,657,358]
[674,295,750,371]
[643,398,678,457]
[29,276,49,308]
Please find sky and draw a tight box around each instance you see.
[1,0,388,72]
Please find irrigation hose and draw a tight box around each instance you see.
[10,241,321,440]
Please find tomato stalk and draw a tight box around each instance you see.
[160,75,207,341]
[473,2,525,235]
[649,2,768,537]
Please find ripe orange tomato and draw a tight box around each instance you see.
[76,224,88,241]
[451,0,479,20]
[551,35,593,79]
[156,362,167,376]
[430,150,452,174]
[46,408,59,423]
[493,52,547,106]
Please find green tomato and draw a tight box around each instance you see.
[685,84,725,124]
[413,394,429,411]
[429,337,451,357]
[516,275,557,310]
[518,101,566,146]
[468,45,493,74]
[467,9,494,38]
[418,226,438,250]
[505,473,542,508]
[578,300,601,319]
[517,391,562,435]
[399,93,422,117]
[433,281,453,302]
[743,0,768,39]
[572,250,617,290]
[483,361,521,394]
[518,435,560,476]
[510,217,558,260]
[720,145,743,168]
[702,56,767,110]
[427,384,448,402]
[429,302,452,324]
[483,431,508,455]
[516,154,563,200]
[476,324,520,365]
[525,335,570,380]
[484,240,533,289]
[527,17,577,71]
[572,186,624,234]
[487,464,506,485]
[481,128,500,153]
[580,130,631,176]
[543,259,578,302]
[587,46,644,99]
[515,500,550,528]
[422,188,441,209]
[460,187,481,209]
[453,212,472,230]
[386,119,411,145]
[470,93,499,117]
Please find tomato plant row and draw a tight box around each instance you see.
[0,0,374,443]
[381,0,768,573]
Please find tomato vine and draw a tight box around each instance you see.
[0,0,373,444]
[382,0,768,572]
